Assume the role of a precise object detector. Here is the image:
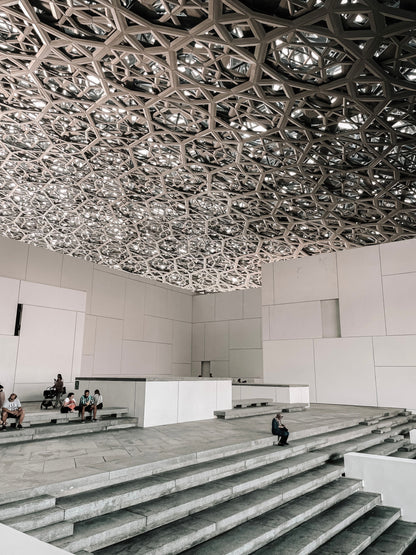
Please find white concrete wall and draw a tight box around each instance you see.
[262,238,416,410]
[191,288,263,379]
[345,452,416,522]
[0,236,193,399]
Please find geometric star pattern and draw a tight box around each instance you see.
[0,0,415,292]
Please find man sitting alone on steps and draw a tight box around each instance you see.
[272,412,289,446]
[79,389,97,422]
[1,393,25,431]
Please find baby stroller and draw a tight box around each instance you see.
[40,387,56,409]
[40,386,66,409]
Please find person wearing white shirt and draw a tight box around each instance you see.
[1,393,25,430]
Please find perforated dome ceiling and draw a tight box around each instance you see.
[0,0,415,292]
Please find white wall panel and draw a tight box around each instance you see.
[373,335,416,367]
[274,253,338,304]
[173,321,191,363]
[0,277,19,335]
[123,279,145,341]
[314,338,377,405]
[144,283,169,318]
[19,281,86,312]
[191,323,204,361]
[82,315,96,355]
[321,299,340,338]
[61,256,93,312]
[337,246,386,337]
[215,290,243,321]
[0,237,28,280]
[243,288,262,318]
[380,238,416,275]
[269,301,322,340]
[93,317,122,373]
[261,263,274,306]
[156,343,172,374]
[91,270,126,319]
[81,355,93,374]
[169,290,192,322]
[383,273,416,335]
[229,349,263,378]
[15,306,76,383]
[263,339,316,401]
[71,312,85,380]
[193,294,215,323]
[191,362,201,376]
[172,363,191,376]
[211,360,229,377]
[375,366,416,410]
[26,245,62,286]
[121,340,156,374]
[205,321,229,360]
[144,381,179,426]
[229,318,262,349]
[0,335,19,395]
[177,380,217,422]
[143,315,172,343]
[262,306,270,341]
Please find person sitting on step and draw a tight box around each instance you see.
[61,392,78,413]
[1,393,25,431]
[271,412,289,446]
[93,389,103,410]
[0,384,5,410]
[79,389,97,422]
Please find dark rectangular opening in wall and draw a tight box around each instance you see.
[14,303,23,336]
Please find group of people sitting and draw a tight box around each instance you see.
[61,389,103,422]
[0,385,25,431]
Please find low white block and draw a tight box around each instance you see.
[410,429,416,445]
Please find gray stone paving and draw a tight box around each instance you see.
[0,403,402,497]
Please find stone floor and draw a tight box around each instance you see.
[0,403,402,498]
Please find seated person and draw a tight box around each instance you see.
[61,393,78,413]
[93,389,103,410]
[1,393,25,430]
[0,385,5,409]
[271,413,289,446]
[79,389,97,422]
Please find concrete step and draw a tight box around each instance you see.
[0,417,138,445]
[360,519,416,555]
[215,403,306,419]
[254,492,384,554]
[361,440,407,457]
[3,506,65,532]
[94,477,362,555]
[311,505,401,554]
[28,520,74,543]
[54,457,341,552]
[0,495,56,520]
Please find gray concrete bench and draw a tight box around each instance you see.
[233,398,273,408]
[13,407,129,428]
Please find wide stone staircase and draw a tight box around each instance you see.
[1,409,416,554]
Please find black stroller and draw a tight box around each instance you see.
[40,386,66,409]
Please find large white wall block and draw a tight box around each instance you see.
[229,318,262,349]
[205,321,229,360]
[261,262,274,306]
[0,237,28,279]
[144,283,169,318]
[121,340,156,374]
[274,253,338,304]
[144,315,172,343]
[15,305,77,387]
[191,323,204,361]
[169,290,192,322]
[215,290,243,321]
[269,301,322,340]
[337,246,386,337]
[0,336,19,395]
[263,339,316,401]
[314,338,377,405]
[373,335,416,367]
[20,281,86,312]
[321,299,340,338]
[383,273,416,335]
[123,279,145,341]
[0,277,20,335]
[380,238,416,275]
[91,271,126,319]
[61,256,93,308]
[173,321,192,363]
[229,348,263,378]
[26,245,63,286]
[375,366,416,411]
[93,317,123,373]
[193,294,215,323]
[243,288,262,318]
